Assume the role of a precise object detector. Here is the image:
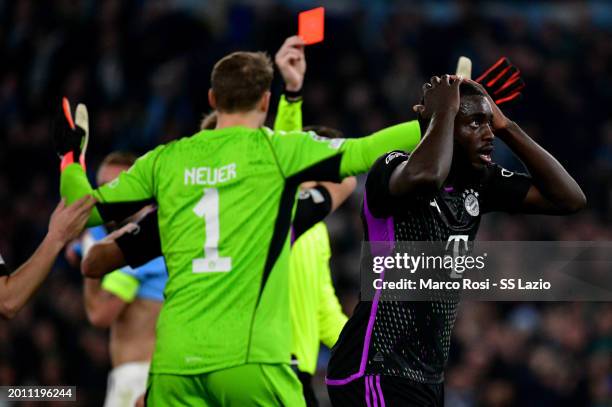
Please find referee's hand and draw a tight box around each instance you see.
[275,36,306,93]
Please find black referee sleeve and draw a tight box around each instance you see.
[115,210,163,268]
[292,185,333,240]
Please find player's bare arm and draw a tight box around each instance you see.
[389,75,462,196]
[0,196,95,319]
[81,223,134,279]
[80,224,132,327]
[469,79,587,214]
[83,278,127,328]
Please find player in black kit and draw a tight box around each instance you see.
[326,75,586,406]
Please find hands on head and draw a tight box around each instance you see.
[413,74,463,119]
[413,75,511,131]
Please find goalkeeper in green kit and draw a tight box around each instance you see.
[55,37,421,406]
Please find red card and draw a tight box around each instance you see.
[299,7,325,45]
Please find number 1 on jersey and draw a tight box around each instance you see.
[192,188,232,273]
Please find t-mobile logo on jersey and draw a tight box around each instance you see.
[445,235,469,279]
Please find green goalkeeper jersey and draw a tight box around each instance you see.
[61,122,420,375]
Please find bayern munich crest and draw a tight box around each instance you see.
[463,189,480,217]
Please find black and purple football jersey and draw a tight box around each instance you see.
[327,151,532,385]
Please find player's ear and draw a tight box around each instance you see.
[259,91,271,112]
[208,89,217,109]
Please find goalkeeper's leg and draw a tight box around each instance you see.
[145,373,210,407]
[206,363,305,407]
[146,363,304,406]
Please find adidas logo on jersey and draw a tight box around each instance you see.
[373,352,385,362]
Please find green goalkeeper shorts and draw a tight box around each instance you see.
[145,363,304,406]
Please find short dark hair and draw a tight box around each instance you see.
[459,81,486,98]
[100,151,137,168]
[200,111,218,130]
[303,125,344,139]
[211,52,273,113]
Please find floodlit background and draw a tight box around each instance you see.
[0,1,611,406]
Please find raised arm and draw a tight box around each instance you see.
[0,197,95,319]
[55,99,159,227]
[274,36,357,213]
[274,36,305,132]
[389,75,462,196]
[270,33,423,182]
[469,79,586,214]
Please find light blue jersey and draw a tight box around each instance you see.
[76,226,167,302]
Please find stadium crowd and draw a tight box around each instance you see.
[0,1,610,406]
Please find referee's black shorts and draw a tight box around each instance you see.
[327,374,444,407]
[291,355,319,407]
